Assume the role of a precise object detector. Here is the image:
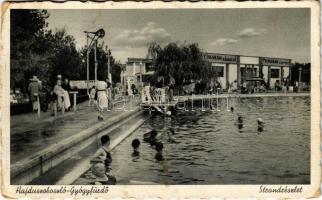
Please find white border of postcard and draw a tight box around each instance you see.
[1,1,320,198]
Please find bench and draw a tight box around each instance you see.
[69,91,79,112]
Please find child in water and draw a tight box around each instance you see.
[93,135,112,171]
[155,142,164,161]
[131,139,140,157]
[257,118,264,132]
[236,116,243,129]
[230,107,234,112]
[143,129,158,146]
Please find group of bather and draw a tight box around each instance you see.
[89,128,177,185]
[231,106,264,132]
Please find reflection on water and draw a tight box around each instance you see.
[110,97,310,184]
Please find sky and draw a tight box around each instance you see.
[46,8,310,63]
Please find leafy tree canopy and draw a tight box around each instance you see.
[149,42,212,85]
[11,9,121,94]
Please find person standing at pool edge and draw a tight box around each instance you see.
[96,78,109,120]
[28,75,42,113]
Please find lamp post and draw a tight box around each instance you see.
[298,66,302,92]
[84,28,105,92]
[139,61,143,85]
[107,49,111,83]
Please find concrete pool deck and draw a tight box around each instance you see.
[10,96,142,184]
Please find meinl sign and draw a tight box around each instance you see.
[204,53,238,64]
[260,57,291,66]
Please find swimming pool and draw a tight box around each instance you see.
[110,96,310,184]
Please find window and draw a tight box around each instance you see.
[213,66,224,77]
[270,68,280,78]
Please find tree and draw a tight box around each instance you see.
[150,42,212,85]
[10,9,49,92]
[291,63,311,84]
[11,9,85,93]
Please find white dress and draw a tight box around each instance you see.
[96,81,108,109]
[54,85,71,109]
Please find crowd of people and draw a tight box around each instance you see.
[27,74,74,115]
[141,74,176,104]
[22,72,310,117]
[24,74,118,118]
[178,78,308,95]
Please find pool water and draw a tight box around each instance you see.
[110,96,310,184]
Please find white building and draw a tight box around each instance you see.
[122,54,291,92]
[122,58,153,95]
[204,53,291,89]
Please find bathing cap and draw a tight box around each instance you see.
[257,118,263,123]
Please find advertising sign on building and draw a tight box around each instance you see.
[260,57,291,66]
[204,53,238,64]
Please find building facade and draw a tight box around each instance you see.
[203,53,291,89]
[123,54,291,92]
[122,58,153,95]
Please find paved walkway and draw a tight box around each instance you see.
[10,96,140,164]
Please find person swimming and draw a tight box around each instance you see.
[257,118,264,132]
[167,128,178,143]
[131,139,140,157]
[236,116,243,129]
[98,115,104,121]
[155,142,164,161]
[143,129,158,146]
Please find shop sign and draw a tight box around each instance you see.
[204,53,238,64]
[260,57,290,66]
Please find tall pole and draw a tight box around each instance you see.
[298,66,302,92]
[94,40,97,82]
[140,61,143,85]
[86,50,90,92]
[86,33,90,92]
[84,28,105,92]
[108,50,111,83]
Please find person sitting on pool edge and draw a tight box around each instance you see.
[92,135,112,171]
[257,118,264,132]
[143,129,158,146]
[131,138,140,157]
[155,141,164,161]
[91,162,116,185]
